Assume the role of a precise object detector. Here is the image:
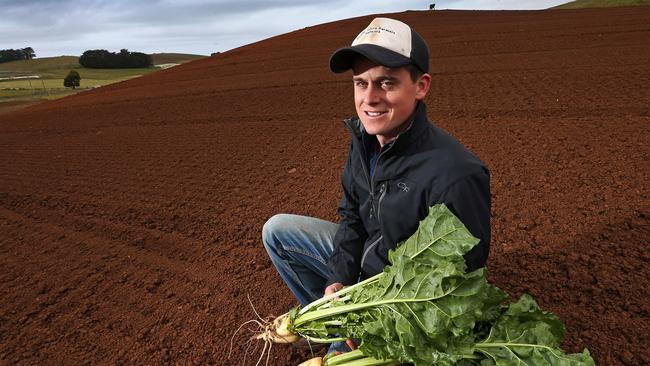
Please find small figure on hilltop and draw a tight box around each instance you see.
[64,70,81,89]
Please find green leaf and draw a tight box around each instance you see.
[475,295,595,366]
[390,204,479,268]
[293,205,487,365]
[288,204,594,366]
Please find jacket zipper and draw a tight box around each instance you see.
[344,119,402,221]
[360,234,383,269]
[370,145,394,223]
[376,183,387,219]
[343,113,416,272]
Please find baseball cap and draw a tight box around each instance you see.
[329,17,429,74]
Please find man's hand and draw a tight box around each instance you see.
[345,339,358,351]
[323,283,358,354]
[324,282,344,296]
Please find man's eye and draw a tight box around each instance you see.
[354,81,367,88]
[380,81,394,88]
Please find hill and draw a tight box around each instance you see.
[0,7,648,366]
[150,53,206,65]
[0,56,81,79]
[553,0,650,8]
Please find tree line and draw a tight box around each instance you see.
[79,49,152,68]
[0,47,36,63]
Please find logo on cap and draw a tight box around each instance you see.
[352,18,412,59]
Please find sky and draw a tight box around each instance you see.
[1,0,568,58]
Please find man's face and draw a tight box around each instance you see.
[352,57,430,146]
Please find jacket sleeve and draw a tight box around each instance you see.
[326,146,368,286]
[436,170,491,271]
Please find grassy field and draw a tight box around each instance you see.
[0,54,206,109]
[553,0,650,8]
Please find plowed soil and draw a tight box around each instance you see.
[1,6,648,366]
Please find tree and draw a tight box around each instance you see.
[22,47,35,60]
[79,49,152,68]
[64,70,81,89]
[0,47,36,63]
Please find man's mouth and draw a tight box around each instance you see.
[365,111,386,117]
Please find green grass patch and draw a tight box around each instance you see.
[0,56,80,79]
[0,77,137,89]
[0,53,205,111]
[552,0,650,9]
[0,56,155,80]
[0,53,199,105]
[0,58,152,103]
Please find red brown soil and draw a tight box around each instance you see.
[0,100,43,116]
[1,6,648,366]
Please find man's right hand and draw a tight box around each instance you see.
[324,282,344,296]
[323,283,358,354]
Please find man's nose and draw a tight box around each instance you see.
[363,83,381,104]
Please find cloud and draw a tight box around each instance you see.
[0,0,567,57]
[438,0,566,10]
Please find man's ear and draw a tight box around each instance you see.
[415,73,431,100]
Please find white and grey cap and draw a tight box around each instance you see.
[329,17,429,73]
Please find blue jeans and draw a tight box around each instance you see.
[262,213,338,306]
[262,214,352,354]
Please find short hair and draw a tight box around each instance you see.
[405,63,424,83]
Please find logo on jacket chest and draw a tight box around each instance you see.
[397,181,410,192]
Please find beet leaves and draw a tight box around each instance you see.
[285,204,595,366]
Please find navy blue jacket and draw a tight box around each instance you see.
[326,102,491,286]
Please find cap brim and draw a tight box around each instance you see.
[329,44,412,73]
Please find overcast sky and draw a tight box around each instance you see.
[1,0,568,58]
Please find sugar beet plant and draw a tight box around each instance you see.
[246,204,595,366]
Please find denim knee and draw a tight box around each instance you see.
[262,213,290,251]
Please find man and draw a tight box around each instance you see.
[262,17,490,353]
